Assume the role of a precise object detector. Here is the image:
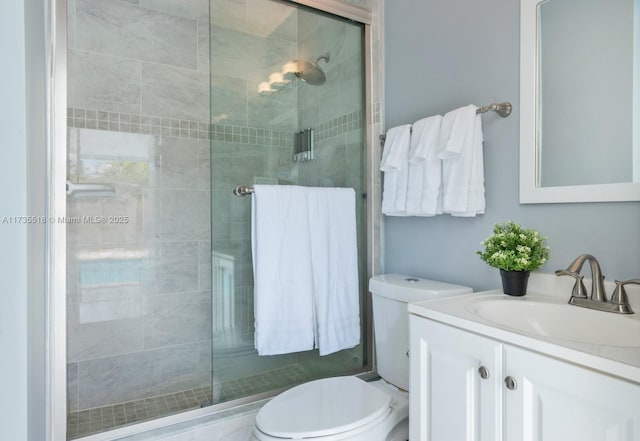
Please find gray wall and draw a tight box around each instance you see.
[25,0,48,438]
[1,0,48,439]
[1,1,29,438]
[383,0,640,292]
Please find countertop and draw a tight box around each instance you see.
[408,273,640,384]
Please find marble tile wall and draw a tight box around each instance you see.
[66,0,214,413]
[66,127,214,411]
[209,0,298,130]
[297,8,364,127]
[68,0,209,118]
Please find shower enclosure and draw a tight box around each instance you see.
[64,0,368,438]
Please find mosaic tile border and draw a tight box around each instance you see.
[209,124,293,147]
[67,386,213,439]
[67,108,212,140]
[315,109,363,143]
[67,108,363,148]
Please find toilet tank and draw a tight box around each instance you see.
[369,274,472,391]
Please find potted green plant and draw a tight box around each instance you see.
[477,221,550,296]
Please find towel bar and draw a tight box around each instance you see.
[475,101,512,117]
[379,101,512,143]
[233,185,254,196]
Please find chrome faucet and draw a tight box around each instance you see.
[555,254,634,314]
[555,254,606,302]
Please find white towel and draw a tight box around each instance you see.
[251,185,361,356]
[380,124,412,216]
[460,115,485,216]
[437,105,485,217]
[438,105,476,159]
[406,115,443,216]
[307,187,360,356]
[252,185,315,355]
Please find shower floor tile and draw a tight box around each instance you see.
[66,386,213,440]
[66,363,309,439]
[214,363,308,402]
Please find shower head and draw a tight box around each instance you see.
[294,61,325,85]
[294,53,330,86]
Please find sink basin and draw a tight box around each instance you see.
[467,298,640,347]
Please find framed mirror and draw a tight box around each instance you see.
[520,0,640,203]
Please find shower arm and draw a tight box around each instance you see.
[314,54,330,64]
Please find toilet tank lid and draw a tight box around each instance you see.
[369,274,472,303]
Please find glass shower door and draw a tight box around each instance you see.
[65,0,214,437]
[209,0,367,403]
[64,0,367,437]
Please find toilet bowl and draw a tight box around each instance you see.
[250,274,472,441]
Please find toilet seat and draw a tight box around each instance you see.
[255,376,392,439]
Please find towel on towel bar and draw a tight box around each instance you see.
[307,187,360,356]
[251,185,360,356]
[380,124,412,216]
[251,185,315,355]
[437,105,485,217]
[406,115,443,216]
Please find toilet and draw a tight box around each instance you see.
[251,274,472,441]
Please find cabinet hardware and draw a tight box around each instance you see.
[478,366,490,379]
[504,376,518,390]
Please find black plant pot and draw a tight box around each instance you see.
[500,269,530,296]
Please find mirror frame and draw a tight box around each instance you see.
[519,0,640,203]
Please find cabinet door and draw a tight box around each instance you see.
[504,345,640,441]
[410,316,502,441]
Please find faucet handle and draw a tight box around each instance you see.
[555,270,588,298]
[610,279,640,314]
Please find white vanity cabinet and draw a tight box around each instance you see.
[409,316,502,441]
[410,315,640,441]
[503,344,640,441]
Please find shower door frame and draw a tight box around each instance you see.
[45,0,380,439]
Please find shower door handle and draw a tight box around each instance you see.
[66,181,116,198]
